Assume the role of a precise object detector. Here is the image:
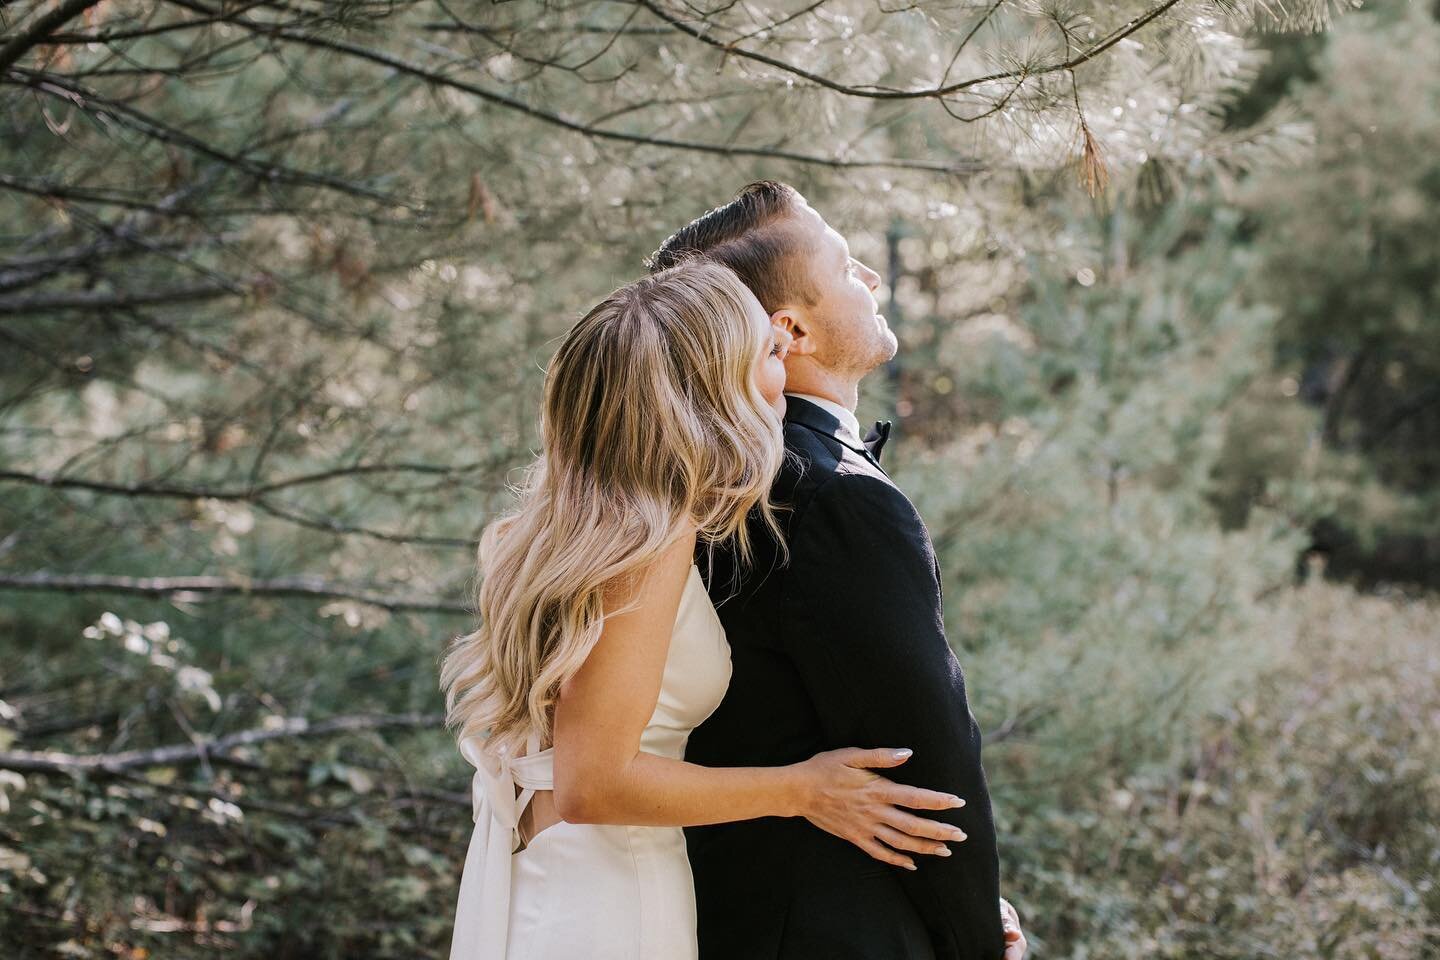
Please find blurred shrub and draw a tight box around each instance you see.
[999,577,1439,958]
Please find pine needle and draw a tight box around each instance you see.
[1077,117,1110,198]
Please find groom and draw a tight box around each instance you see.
[647,181,1026,960]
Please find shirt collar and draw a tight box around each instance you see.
[784,392,863,447]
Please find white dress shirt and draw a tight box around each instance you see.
[785,392,864,448]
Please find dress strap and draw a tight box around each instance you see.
[449,730,556,960]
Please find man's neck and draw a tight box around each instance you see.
[781,372,859,413]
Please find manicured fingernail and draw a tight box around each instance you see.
[903,861,917,871]
[894,748,912,759]
[949,796,965,807]
[937,847,952,857]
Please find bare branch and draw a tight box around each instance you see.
[0,711,444,773]
[46,11,238,46]
[0,465,490,546]
[0,572,470,614]
[0,281,245,315]
[1,459,494,498]
[5,67,427,211]
[0,0,106,74]
[248,498,478,547]
[0,228,232,295]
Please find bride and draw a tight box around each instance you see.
[439,257,969,960]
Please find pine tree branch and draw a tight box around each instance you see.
[160,0,986,176]
[631,0,1187,99]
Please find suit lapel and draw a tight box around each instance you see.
[783,396,890,478]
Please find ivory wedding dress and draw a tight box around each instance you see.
[449,563,732,960]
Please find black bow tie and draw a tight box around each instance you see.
[862,419,892,462]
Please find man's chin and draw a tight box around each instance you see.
[879,329,899,363]
[857,338,899,380]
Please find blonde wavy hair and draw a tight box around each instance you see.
[439,257,788,759]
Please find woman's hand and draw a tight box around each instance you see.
[1000,897,1027,959]
[788,747,967,870]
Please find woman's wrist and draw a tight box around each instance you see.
[775,761,811,819]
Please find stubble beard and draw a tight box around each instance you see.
[826,330,897,391]
[860,324,899,377]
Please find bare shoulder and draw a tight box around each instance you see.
[598,526,698,617]
[557,525,699,706]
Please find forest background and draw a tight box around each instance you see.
[1,0,1437,956]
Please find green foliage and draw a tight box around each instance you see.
[3,0,1436,957]
[1235,0,1440,582]
[900,201,1304,794]
[1003,579,1440,958]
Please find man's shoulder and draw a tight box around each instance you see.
[783,424,908,510]
[780,421,894,500]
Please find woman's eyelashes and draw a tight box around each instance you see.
[767,324,792,359]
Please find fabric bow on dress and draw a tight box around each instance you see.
[449,730,555,960]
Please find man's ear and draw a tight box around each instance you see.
[771,307,815,356]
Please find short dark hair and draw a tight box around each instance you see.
[644,180,818,314]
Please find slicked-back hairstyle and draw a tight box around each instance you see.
[644,180,818,314]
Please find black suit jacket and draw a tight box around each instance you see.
[685,396,1005,960]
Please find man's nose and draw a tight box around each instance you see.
[861,263,882,291]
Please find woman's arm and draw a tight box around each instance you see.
[551,527,967,869]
